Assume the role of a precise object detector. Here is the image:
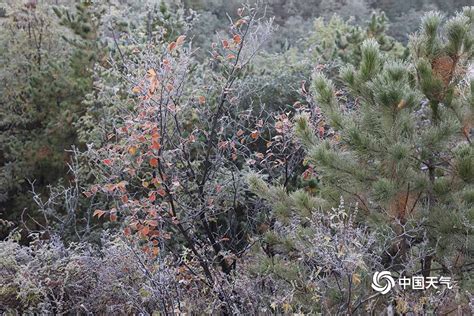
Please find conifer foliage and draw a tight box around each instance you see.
[1,2,473,314]
[250,7,473,313]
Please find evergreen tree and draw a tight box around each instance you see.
[309,12,407,66]
[306,6,472,274]
[0,1,104,238]
[249,8,473,313]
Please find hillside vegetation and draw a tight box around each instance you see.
[0,1,473,314]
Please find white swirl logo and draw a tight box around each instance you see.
[372,271,395,294]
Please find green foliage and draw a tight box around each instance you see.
[311,4,472,294]
[1,1,473,314]
[248,7,473,313]
[307,12,406,66]
[0,1,103,236]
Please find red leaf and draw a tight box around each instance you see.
[167,41,177,52]
[121,195,129,203]
[318,126,325,137]
[157,188,167,197]
[110,213,118,222]
[148,220,158,227]
[151,141,161,150]
[141,226,150,236]
[233,34,241,44]
[103,159,113,166]
[150,158,159,167]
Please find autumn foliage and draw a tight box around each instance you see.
[1,1,473,315]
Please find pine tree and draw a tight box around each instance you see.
[309,5,472,304]
[0,1,104,238]
[249,7,473,313]
[309,12,406,67]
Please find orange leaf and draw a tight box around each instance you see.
[233,34,241,44]
[150,158,159,167]
[151,141,161,150]
[222,39,229,48]
[234,19,247,27]
[250,130,259,139]
[198,95,206,105]
[226,54,236,60]
[167,41,177,52]
[93,209,106,219]
[176,35,186,46]
[146,68,156,79]
[151,131,160,140]
[128,146,137,155]
[152,246,160,257]
[141,226,150,236]
[132,86,141,93]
